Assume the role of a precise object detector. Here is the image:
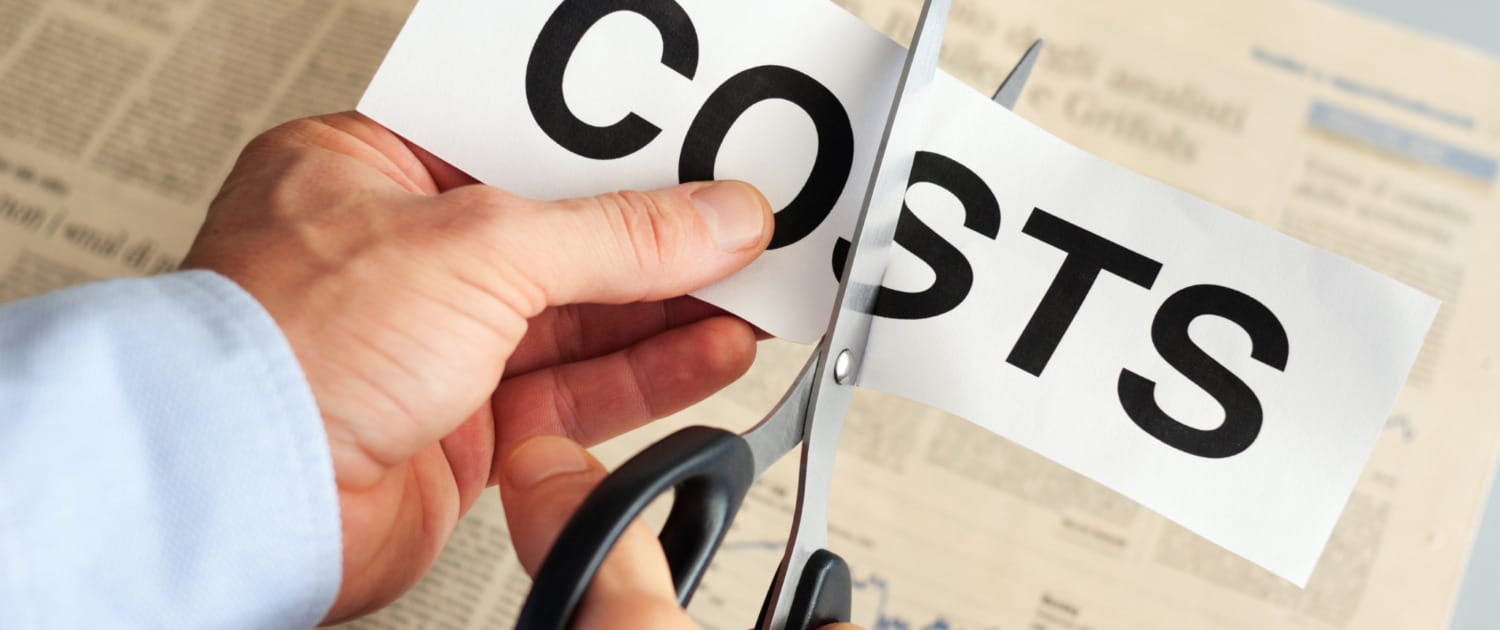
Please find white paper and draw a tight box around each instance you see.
[359,0,1438,586]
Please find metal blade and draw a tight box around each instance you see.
[817,0,950,392]
[758,0,953,627]
[739,352,818,478]
[992,38,1043,110]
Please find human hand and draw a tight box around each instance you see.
[182,112,774,622]
[498,433,865,630]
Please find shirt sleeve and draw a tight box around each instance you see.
[0,270,342,629]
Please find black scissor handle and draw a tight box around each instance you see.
[787,549,852,629]
[516,425,755,630]
[756,548,852,629]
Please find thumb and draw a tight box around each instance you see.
[500,435,696,630]
[485,180,773,308]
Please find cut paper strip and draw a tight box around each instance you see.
[359,0,1438,586]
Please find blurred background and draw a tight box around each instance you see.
[0,0,1496,628]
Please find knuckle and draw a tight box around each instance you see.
[551,304,589,362]
[232,114,375,187]
[446,183,514,208]
[594,190,682,275]
[448,185,517,223]
[240,117,329,162]
[219,122,346,213]
[433,186,517,240]
[548,370,586,443]
[433,186,552,315]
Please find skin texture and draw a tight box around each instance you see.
[181,111,804,626]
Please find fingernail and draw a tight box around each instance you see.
[505,435,590,490]
[692,181,768,252]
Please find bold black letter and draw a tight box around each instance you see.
[681,65,854,249]
[832,151,1001,319]
[1118,285,1289,458]
[1006,209,1162,375]
[526,0,699,159]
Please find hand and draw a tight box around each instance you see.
[499,434,865,630]
[182,112,775,622]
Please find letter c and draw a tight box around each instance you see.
[526,0,699,160]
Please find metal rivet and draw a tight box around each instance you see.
[833,349,853,385]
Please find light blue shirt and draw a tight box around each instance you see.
[0,271,342,628]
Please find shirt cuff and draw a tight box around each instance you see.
[0,270,342,628]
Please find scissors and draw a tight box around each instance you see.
[517,2,1042,627]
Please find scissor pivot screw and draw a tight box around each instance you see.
[834,349,853,384]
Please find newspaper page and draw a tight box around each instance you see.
[1,0,1495,629]
[0,0,416,300]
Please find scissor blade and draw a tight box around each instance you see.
[760,2,953,628]
[828,0,951,340]
[992,38,1043,110]
[739,352,818,478]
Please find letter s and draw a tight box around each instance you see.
[832,151,1000,319]
[526,0,699,159]
[1118,285,1289,458]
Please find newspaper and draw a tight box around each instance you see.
[0,0,414,300]
[1,0,1496,628]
